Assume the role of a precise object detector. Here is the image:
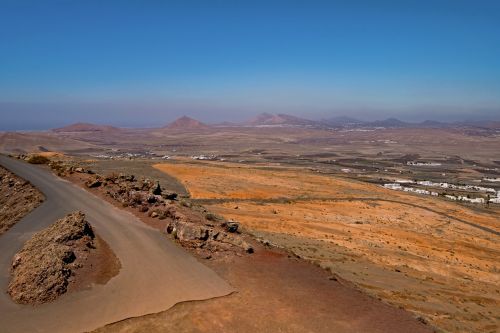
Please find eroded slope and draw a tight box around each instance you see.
[0,166,44,235]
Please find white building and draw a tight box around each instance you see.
[489,197,500,204]
[457,196,485,204]
[395,179,414,184]
[384,183,403,190]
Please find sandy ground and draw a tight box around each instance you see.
[94,246,432,333]
[155,161,500,333]
[69,234,121,293]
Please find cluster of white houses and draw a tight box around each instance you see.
[384,183,438,196]
[415,180,497,194]
[444,195,487,204]
[190,154,219,160]
[383,181,500,204]
[406,161,442,166]
[483,177,500,182]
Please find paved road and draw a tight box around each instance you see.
[0,155,234,333]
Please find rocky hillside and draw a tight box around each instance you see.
[8,212,119,305]
[47,160,254,257]
[165,116,211,130]
[0,166,44,235]
[82,171,254,256]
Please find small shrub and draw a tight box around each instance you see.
[27,155,50,164]
[205,213,218,221]
[180,200,191,208]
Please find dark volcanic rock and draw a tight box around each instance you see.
[224,221,240,233]
[86,177,102,188]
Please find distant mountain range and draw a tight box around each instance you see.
[242,113,461,129]
[320,116,366,126]
[245,113,317,126]
[52,122,121,133]
[51,115,500,132]
[321,116,500,129]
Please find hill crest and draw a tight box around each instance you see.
[165,116,210,130]
[52,122,121,133]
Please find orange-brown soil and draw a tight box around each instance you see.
[63,168,432,332]
[155,161,500,333]
[154,161,377,200]
[69,234,121,293]
[93,247,432,333]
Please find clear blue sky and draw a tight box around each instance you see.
[1,0,499,129]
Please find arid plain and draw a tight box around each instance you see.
[1,118,499,332]
[154,160,499,333]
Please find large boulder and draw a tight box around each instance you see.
[85,177,102,188]
[224,221,239,233]
[166,220,210,242]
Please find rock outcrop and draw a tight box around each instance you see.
[78,170,254,255]
[44,162,254,257]
[164,208,253,254]
[0,166,44,235]
[8,212,107,305]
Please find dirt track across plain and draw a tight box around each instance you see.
[0,155,233,333]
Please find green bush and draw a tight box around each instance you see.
[27,155,50,164]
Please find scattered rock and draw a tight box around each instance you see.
[85,177,102,188]
[163,192,178,200]
[54,166,254,258]
[152,183,162,195]
[175,222,209,242]
[164,208,253,254]
[224,221,240,233]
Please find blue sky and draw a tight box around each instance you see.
[1,0,499,129]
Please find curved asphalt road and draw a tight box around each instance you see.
[0,155,234,333]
